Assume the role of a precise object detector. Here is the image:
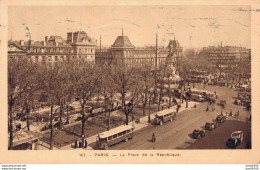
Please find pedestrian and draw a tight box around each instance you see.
[186,101,188,108]
[74,140,78,149]
[230,109,233,116]
[194,103,197,108]
[84,139,88,148]
[206,105,209,112]
[152,133,156,143]
[221,110,223,116]
[214,91,216,95]
[79,140,82,148]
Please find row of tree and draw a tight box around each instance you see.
[8,58,175,149]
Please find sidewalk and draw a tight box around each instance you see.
[58,101,199,150]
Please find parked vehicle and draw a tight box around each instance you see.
[153,109,176,125]
[226,131,243,149]
[190,94,205,102]
[191,129,206,139]
[216,115,225,123]
[96,125,134,150]
[205,122,216,130]
[218,100,226,108]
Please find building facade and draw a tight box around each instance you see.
[95,33,183,68]
[199,45,251,68]
[8,31,97,63]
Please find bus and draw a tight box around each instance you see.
[153,109,176,125]
[189,89,214,97]
[96,125,134,150]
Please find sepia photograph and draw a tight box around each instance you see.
[1,0,260,165]
[7,5,252,151]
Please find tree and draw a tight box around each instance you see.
[8,58,39,149]
[71,59,101,148]
[38,62,66,150]
[136,64,155,116]
[155,65,167,111]
[110,60,140,125]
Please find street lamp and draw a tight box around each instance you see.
[106,97,114,131]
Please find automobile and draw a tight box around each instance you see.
[226,131,244,148]
[191,129,206,139]
[190,94,205,102]
[216,115,225,123]
[205,96,216,103]
[234,99,242,105]
[218,100,226,108]
[205,122,216,130]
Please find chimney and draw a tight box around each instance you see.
[20,40,24,46]
[45,36,49,43]
[67,32,73,43]
[42,41,46,46]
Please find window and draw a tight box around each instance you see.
[126,130,131,133]
[113,134,117,138]
[108,136,112,140]
[118,132,123,137]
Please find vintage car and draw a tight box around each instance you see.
[191,129,206,139]
[226,131,243,149]
[216,115,225,123]
[218,100,226,108]
[190,94,205,102]
[205,122,216,130]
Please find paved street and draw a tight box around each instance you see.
[95,84,251,150]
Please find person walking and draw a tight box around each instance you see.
[152,133,156,143]
[206,105,209,112]
[84,139,88,149]
[74,140,78,149]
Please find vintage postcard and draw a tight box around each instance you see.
[0,0,259,164]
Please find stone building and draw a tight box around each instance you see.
[95,32,183,68]
[8,31,97,62]
[199,44,251,68]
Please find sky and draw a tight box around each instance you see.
[8,6,251,49]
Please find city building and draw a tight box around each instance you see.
[8,31,97,62]
[199,44,251,68]
[95,32,183,68]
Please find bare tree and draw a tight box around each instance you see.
[110,60,140,125]
[8,58,39,149]
[71,59,101,148]
[136,64,155,116]
[38,62,65,150]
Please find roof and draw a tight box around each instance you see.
[98,125,133,138]
[156,108,175,117]
[111,36,134,49]
[9,40,72,48]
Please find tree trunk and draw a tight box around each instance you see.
[66,103,69,124]
[59,99,63,129]
[125,113,129,125]
[81,103,85,149]
[9,97,13,150]
[26,100,30,131]
[107,110,111,131]
[50,103,53,150]
[142,103,146,116]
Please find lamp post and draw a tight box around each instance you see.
[106,97,114,131]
